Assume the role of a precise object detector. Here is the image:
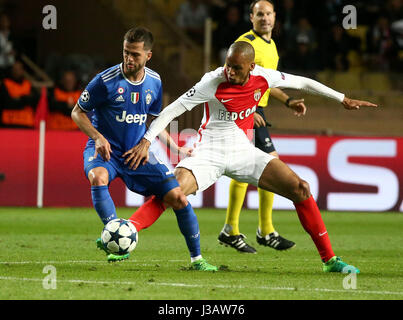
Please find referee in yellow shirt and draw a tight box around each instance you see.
[218,0,307,253]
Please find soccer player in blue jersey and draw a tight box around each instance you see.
[71,27,217,271]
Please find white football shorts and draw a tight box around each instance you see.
[176,130,276,193]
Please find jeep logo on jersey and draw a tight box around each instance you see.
[131,92,139,104]
[218,105,257,121]
[115,111,147,125]
[254,89,261,101]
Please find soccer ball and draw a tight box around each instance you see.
[101,218,138,255]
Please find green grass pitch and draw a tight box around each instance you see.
[0,207,402,300]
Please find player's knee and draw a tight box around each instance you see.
[90,176,108,186]
[89,173,108,186]
[88,168,109,186]
[171,193,188,211]
[163,189,188,210]
[292,179,311,202]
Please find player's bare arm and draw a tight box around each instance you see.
[157,128,193,159]
[122,114,193,170]
[122,137,150,169]
[270,87,307,116]
[253,112,266,128]
[269,71,378,110]
[342,97,378,110]
[138,73,378,165]
[71,104,112,161]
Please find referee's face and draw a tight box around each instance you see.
[123,40,152,77]
[250,1,276,38]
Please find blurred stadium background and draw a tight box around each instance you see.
[0,0,402,212]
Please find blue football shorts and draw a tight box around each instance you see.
[83,145,179,199]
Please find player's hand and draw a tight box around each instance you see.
[342,97,378,110]
[254,112,266,128]
[122,138,151,170]
[178,146,193,159]
[94,135,112,161]
[288,98,307,117]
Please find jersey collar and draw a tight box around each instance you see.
[252,29,272,44]
[119,63,146,85]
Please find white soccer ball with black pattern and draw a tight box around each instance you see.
[101,218,138,255]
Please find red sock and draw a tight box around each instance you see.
[129,196,166,232]
[294,196,335,262]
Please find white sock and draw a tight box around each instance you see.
[191,255,202,263]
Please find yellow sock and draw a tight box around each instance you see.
[224,179,248,235]
[258,188,275,235]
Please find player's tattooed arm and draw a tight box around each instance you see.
[71,104,112,161]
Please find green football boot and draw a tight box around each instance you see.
[96,238,130,262]
[322,256,360,274]
[191,258,218,272]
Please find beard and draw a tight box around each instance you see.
[124,62,144,77]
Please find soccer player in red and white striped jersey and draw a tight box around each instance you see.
[128,41,377,273]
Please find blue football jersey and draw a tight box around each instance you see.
[78,64,163,156]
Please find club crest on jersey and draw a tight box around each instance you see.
[145,89,152,105]
[131,92,139,104]
[254,89,261,101]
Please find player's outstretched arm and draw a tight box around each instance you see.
[341,97,378,110]
[71,104,112,161]
[270,71,378,109]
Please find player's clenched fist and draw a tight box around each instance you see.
[94,135,112,161]
[123,138,151,170]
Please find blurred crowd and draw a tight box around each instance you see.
[0,11,92,130]
[176,0,403,73]
[0,0,402,129]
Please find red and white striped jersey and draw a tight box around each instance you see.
[177,65,286,140]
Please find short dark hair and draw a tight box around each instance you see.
[123,27,154,50]
[249,0,275,14]
[228,41,255,62]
